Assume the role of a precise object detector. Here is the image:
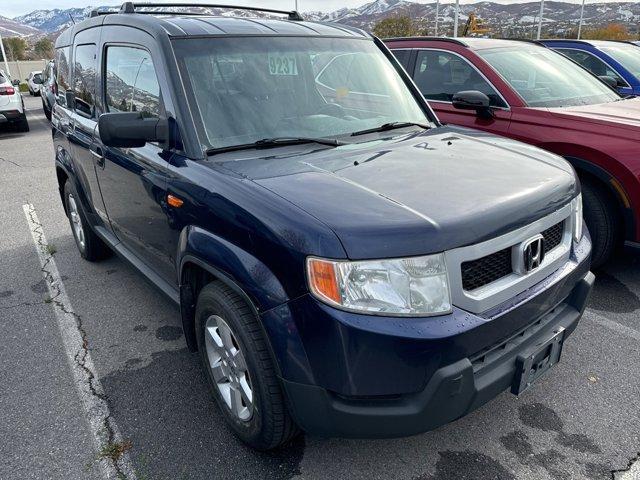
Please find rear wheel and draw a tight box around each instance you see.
[63,180,111,261]
[581,178,620,269]
[195,282,300,450]
[42,99,51,120]
[16,114,29,132]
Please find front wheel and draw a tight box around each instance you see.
[195,282,300,450]
[582,178,620,269]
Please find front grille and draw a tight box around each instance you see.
[461,247,512,291]
[542,221,564,253]
[461,221,566,292]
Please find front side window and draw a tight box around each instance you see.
[172,36,431,151]
[55,46,71,107]
[413,50,506,107]
[598,44,640,79]
[73,44,97,117]
[478,47,620,107]
[392,49,412,70]
[105,46,161,118]
[555,48,626,86]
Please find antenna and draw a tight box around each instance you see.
[69,13,76,24]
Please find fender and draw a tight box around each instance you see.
[54,144,94,218]
[177,225,289,350]
[538,142,638,241]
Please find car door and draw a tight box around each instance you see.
[68,29,109,220]
[93,31,175,282]
[411,49,511,135]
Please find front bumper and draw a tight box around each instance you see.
[260,234,593,438]
[283,270,594,438]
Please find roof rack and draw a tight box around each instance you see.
[383,36,468,47]
[117,2,304,21]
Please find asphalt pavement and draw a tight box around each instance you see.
[1,95,639,480]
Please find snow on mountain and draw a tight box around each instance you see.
[0,15,41,37]
[7,1,640,38]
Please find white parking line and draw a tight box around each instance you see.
[22,204,138,480]
[586,309,640,342]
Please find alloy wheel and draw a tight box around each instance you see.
[204,315,254,421]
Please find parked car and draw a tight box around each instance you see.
[387,37,640,267]
[41,60,56,120]
[26,70,43,96]
[0,69,29,132]
[539,39,640,97]
[53,4,593,450]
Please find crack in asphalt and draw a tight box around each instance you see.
[0,155,21,167]
[24,204,134,480]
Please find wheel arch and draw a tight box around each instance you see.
[176,226,289,354]
[563,155,634,242]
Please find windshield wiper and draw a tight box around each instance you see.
[350,122,431,137]
[206,137,345,156]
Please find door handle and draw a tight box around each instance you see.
[90,145,105,168]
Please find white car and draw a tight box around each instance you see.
[0,70,29,132]
[26,70,43,96]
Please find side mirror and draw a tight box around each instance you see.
[598,75,618,89]
[452,90,493,118]
[98,112,168,149]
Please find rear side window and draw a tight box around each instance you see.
[104,46,161,118]
[413,50,506,108]
[55,46,71,107]
[73,44,97,117]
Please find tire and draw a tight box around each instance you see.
[16,114,29,132]
[43,101,51,121]
[581,178,620,269]
[63,180,111,262]
[195,281,300,450]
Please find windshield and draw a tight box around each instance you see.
[599,44,640,78]
[478,46,619,107]
[172,37,431,150]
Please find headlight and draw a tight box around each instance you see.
[307,254,451,316]
[573,194,583,242]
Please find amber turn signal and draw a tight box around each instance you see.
[167,194,184,208]
[307,258,341,304]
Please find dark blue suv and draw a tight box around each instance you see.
[52,3,594,450]
[540,39,640,97]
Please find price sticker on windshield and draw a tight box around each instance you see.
[269,54,298,76]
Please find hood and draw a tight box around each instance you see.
[210,126,578,260]
[550,97,640,130]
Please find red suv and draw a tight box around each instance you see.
[387,37,640,266]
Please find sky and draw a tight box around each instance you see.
[3,0,632,18]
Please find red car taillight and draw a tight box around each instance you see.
[0,86,15,95]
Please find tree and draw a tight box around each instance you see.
[33,38,54,60]
[372,16,417,39]
[583,23,632,41]
[3,37,28,61]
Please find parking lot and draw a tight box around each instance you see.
[1,95,639,480]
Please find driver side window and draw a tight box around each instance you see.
[105,46,162,118]
[413,50,507,108]
[556,49,626,87]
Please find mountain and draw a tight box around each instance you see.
[13,8,93,35]
[0,15,41,37]
[310,0,640,37]
[8,1,640,38]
